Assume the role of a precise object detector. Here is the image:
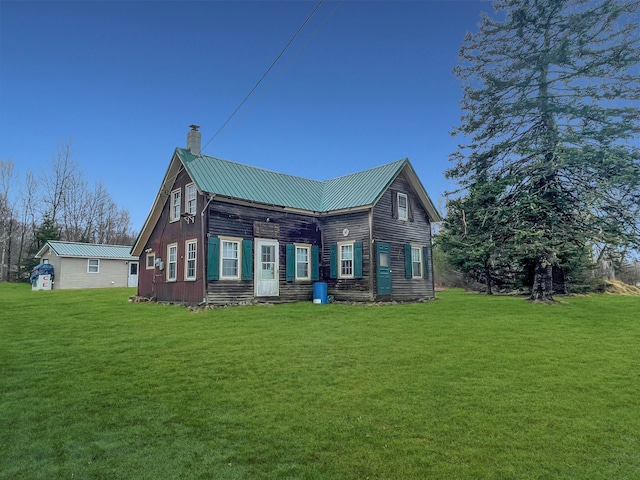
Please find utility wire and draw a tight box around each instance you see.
[208,0,343,148]
[201,0,325,153]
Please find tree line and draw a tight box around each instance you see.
[437,0,640,299]
[0,140,137,282]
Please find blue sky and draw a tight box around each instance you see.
[1,0,491,231]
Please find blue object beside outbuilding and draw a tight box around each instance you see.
[30,263,54,284]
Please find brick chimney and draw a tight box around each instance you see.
[187,124,201,155]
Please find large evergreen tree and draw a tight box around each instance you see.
[448,0,640,300]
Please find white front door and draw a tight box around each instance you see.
[255,240,279,297]
[128,261,139,287]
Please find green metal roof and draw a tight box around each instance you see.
[39,241,138,260]
[177,148,407,212]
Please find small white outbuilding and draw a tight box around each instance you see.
[35,240,139,289]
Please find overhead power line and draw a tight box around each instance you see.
[201,0,325,153]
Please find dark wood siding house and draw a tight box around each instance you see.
[131,126,441,305]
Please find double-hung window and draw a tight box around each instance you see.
[170,188,181,222]
[167,243,178,281]
[185,239,197,280]
[397,192,408,221]
[221,239,240,279]
[296,245,310,280]
[405,243,428,280]
[411,246,422,278]
[340,243,354,278]
[186,183,197,215]
[87,259,100,273]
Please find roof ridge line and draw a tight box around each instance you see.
[178,148,324,185]
[48,240,132,248]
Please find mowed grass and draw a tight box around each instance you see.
[1,284,639,479]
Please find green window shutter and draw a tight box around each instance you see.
[207,237,220,281]
[241,239,253,280]
[423,246,430,279]
[330,244,337,279]
[405,243,413,279]
[354,241,363,279]
[286,244,295,282]
[311,245,319,281]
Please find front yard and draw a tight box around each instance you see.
[1,284,639,479]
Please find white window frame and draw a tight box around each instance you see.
[186,183,197,215]
[220,237,241,280]
[185,239,197,281]
[398,192,408,221]
[87,259,100,274]
[146,252,156,270]
[295,244,311,280]
[339,242,354,279]
[167,243,178,282]
[411,245,423,279]
[170,188,181,222]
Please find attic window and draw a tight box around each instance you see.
[397,192,408,221]
[170,188,181,222]
[186,183,197,215]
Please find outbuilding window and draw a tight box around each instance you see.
[87,259,100,273]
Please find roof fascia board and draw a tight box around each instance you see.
[132,150,184,256]
[366,158,407,210]
[319,205,372,217]
[34,243,51,258]
[211,195,372,217]
[401,163,442,222]
[211,196,320,216]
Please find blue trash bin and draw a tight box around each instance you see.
[313,282,328,304]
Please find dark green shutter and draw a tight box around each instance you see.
[207,237,220,281]
[286,244,295,282]
[423,246,430,279]
[354,242,363,279]
[330,244,337,279]
[405,243,413,279]
[391,189,398,219]
[311,245,319,281]
[241,240,253,280]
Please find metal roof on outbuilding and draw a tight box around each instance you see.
[36,241,138,260]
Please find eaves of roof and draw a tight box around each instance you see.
[37,241,138,260]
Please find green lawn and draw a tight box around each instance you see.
[1,284,639,479]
